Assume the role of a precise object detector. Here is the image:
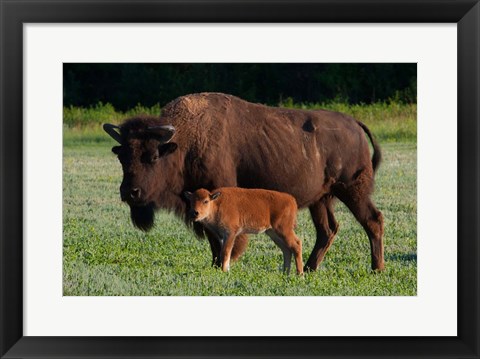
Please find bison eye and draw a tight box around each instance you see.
[203,200,209,204]
[140,152,158,164]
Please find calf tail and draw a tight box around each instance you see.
[357,120,382,174]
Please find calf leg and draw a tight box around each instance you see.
[270,229,303,275]
[305,196,339,272]
[266,230,292,274]
[286,232,304,275]
[200,224,248,267]
[230,234,249,262]
[220,233,237,272]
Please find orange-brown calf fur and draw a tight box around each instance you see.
[185,187,303,274]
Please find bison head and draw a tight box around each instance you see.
[104,121,179,231]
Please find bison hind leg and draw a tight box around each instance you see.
[343,197,385,271]
[334,170,385,271]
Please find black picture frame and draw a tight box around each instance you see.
[1,1,479,358]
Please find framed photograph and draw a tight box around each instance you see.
[1,0,479,358]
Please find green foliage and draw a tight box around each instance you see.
[279,100,417,142]
[125,103,162,117]
[64,64,416,110]
[63,102,162,128]
[63,140,417,296]
[63,102,118,128]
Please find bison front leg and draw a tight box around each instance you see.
[305,196,339,272]
[203,229,222,267]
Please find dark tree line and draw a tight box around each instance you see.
[64,63,416,110]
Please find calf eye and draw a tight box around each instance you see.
[203,200,208,204]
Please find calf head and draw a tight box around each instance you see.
[104,121,178,231]
[184,189,221,222]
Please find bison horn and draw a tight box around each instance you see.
[147,125,176,143]
[103,123,122,143]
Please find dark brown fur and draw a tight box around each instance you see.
[185,187,303,274]
[106,92,384,271]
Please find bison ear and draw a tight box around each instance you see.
[147,125,176,143]
[210,192,221,200]
[103,123,122,143]
[183,191,193,200]
[112,146,121,155]
[158,143,178,157]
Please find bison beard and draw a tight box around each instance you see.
[130,204,155,231]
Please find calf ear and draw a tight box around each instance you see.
[112,146,121,155]
[158,143,178,157]
[210,192,221,200]
[183,191,193,200]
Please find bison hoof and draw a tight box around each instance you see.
[211,259,222,269]
[303,265,317,273]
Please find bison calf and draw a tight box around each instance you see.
[184,187,304,275]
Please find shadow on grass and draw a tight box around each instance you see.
[386,253,417,263]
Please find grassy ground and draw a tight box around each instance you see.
[63,102,416,296]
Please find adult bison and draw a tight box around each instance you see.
[104,92,384,271]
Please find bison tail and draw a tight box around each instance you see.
[357,120,382,174]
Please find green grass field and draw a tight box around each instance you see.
[63,102,417,296]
